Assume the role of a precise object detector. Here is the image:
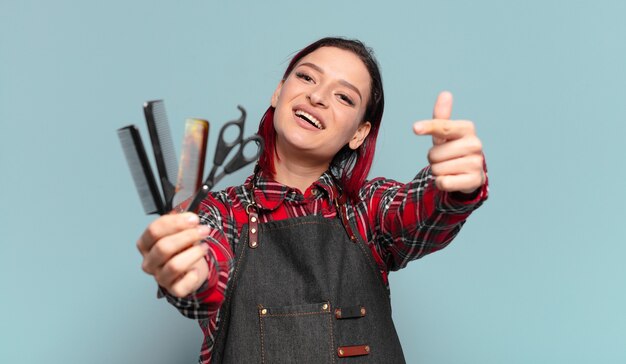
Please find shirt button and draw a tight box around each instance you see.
[311,189,318,196]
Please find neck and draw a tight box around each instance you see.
[273,154,329,193]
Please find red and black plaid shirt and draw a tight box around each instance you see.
[160,166,488,363]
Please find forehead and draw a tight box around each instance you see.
[295,47,371,99]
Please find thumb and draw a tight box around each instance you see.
[433,91,453,120]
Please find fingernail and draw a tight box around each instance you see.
[186,213,199,224]
[413,122,424,134]
[197,225,210,236]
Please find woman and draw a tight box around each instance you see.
[137,37,487,363]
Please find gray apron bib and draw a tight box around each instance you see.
[211,201,406,363]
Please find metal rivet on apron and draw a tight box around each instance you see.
[260,308,267,315]
[248,209,260,248]
[365,346,370,353]
[361,307,366,316]
[322,303,328,311]
[335,308,342,318]
[339,349,344,356]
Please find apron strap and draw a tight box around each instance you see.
[334,193,358,243]
[244,167,260,248]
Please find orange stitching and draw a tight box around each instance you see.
[263,220,341,232]
[263,311,329,318]
[329,306,335,363]
[259,311,265,364]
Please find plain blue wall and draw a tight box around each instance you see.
[2,1,625,363]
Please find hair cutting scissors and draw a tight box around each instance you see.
[186,105,264,212]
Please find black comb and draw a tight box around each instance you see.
[117,125,165,215]
[144,100,178,211]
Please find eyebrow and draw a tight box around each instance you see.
[298,62,363,102]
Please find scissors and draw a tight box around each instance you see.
[186,105,264,212]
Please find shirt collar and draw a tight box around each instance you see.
[248,170,338,211]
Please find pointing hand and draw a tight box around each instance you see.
[413,91,485,194]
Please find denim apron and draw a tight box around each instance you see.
[211,195,406,363]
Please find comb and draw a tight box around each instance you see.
[172,118,209,207]
[144,100,178,211]
[117,125,165,215]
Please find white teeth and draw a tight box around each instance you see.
[295,110,323,129]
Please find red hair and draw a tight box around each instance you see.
[257,37,384,202]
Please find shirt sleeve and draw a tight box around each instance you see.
[157,249,220,319]
[358,164,489,272]
[157,194,233,320]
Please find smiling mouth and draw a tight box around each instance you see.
[295,110,324,130]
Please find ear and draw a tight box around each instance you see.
[349,121,371,150]
[271,80,284,108]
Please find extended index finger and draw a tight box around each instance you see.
[137,213,199,254]
[413,119,475,140]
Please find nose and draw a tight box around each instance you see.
[307,85,328,108]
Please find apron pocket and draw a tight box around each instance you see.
[258,301,334,364]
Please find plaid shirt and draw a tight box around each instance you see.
[161,166,488,363]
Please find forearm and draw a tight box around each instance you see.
[366,165,488,271]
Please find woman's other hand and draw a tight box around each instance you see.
[413,91,485,194]
[136,212,211,298]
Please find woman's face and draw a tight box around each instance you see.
[271,46,372,166]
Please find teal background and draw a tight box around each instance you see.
[1,0,625,363]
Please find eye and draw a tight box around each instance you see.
[295,72,314,83]
[338,94,355,106]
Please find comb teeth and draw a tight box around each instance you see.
[117,125,164,215]
[151,101,178,182]
[144,100,178,210]
[173,118,209,207]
